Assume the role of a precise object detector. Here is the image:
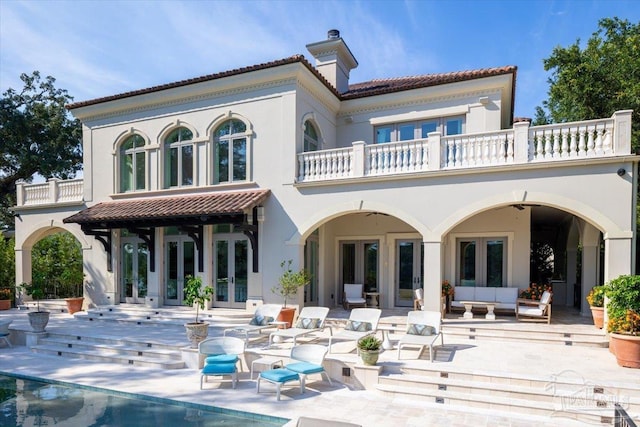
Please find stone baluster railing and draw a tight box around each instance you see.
[16,178,84,207]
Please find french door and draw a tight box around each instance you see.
[458,237,506,287]
[340,240,378,305]
[213,234,249,308]
[396,240,423,307]
[120,239,148,303]
[304,236,319,305]
[165,236,196,305]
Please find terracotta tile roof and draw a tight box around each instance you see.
[67,56,339,110]
[63,189,270,225]
[342,66,517,100]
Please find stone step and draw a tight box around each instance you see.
[39,336,182,360]
[378,382,625,426]
[440,325,608,347]
[30,344,186,369]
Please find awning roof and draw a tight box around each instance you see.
[63,189,270,228]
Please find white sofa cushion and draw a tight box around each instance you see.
[495,287,519,304]
[475,287,495,302]
[454,286,475,301]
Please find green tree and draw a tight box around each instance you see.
[31,232,83,298]
[0,236,15,288]
[0,71,82,229]
[534,17,640,151]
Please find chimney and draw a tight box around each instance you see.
[306,29,358,94]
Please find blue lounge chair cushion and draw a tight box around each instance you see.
[205,354,238,364]
[285,362,324,375]
[260,368,299,383]
[202,363,237,374]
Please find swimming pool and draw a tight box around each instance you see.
[0,373,287,426]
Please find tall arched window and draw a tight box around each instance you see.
[164,127,194,188]
[120,134,146,192]
[214,119,247,184]
[304,121,319,152]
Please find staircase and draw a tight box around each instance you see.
[376,363,639,425]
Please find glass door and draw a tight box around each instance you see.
[340,240,378,305]
[395,240,423,307]
[304,236,319,305]
[213,234,249,308]
[457,237,506,287]
[120,239,148,303]
[165,236,196,305]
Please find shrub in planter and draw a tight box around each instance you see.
[605,275,640,368]
[271,260,311,327]
[183,275,214,348]
[586,285,605,329]
[20,282,50,332]
[0,288,13,310]
[357,335,382,366]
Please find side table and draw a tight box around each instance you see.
[251,356,283,380]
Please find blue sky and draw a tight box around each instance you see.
[1,0,638,119]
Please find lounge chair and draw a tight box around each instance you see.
[343,284,366,310]
[397,310,443,362]
[516,290,552,324]
[0,319,11,348]
[223,304,282,343]
[199,336,246,389]
[257,343,331,400]
[285,344,332,392]
[268,307,331,347]
[328,308,381,353]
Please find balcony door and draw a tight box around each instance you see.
[213,234,249,308]
[165,236,196,305]
[395,240,423,307]
[120,238,148,304]
[458,237,506,287]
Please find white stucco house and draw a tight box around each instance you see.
[13,30,636,316]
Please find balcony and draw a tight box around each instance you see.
[16,178,84,208]
[297,110,633,183]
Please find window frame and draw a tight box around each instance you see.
[163,126,195,189]
[455,236,508,288]
[119,134,147,193]
[212,118,250,185]
[303,120,320,152]
[374,115,466,143]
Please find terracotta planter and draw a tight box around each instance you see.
[610,333,640,368]
[589,306,604,329]
[184,322,209,348]
[277,307,296,328]
[0,300,10,310]
[65,297,84,314]
[609,335,616,355]
[359,349,380,366]
[28,311,50,333]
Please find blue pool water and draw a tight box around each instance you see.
[0,374,287,426]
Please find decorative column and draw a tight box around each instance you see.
[422,240,443,312]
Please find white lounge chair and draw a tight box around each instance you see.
[397,310,443,362]
[328,308,381,353]
[343,284,366,310]
[199,336,246,389]
[516,290,552,324]
[223,304,282,343]
[268,307,332,347]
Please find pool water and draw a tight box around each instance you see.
[0,374,287,426]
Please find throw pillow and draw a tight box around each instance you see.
[406,323,435,336]
[249,315,274,326]
[344,320,372,332]
[295,317,321,329]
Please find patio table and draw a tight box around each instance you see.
[459,301,496,320]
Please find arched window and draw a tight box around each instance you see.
[120,134,146,192]
[304,121,319,152]
[164,127,194,188]
[214,119,247,183]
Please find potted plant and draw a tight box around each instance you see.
[586,285,605,329]
[357,335,382,365]
[20,282,50,332]
[441,280,453,313]
[183,275,214,348]
[271,260,311,328]
[0,287,12,310]
[605,275,640,368]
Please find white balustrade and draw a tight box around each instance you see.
[529,118,613,161]
[298,147,353,182]
[442,131,513,168]
[17,178,83,207]
[365,139,428,176]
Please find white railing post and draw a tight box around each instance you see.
[15,180,25,206]
[352,141,366,177]
[612,110,633,155]
[513,121,530,163]
[48,178,59,203]
[427,132,441,171]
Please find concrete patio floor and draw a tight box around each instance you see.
[0,308,638,426]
